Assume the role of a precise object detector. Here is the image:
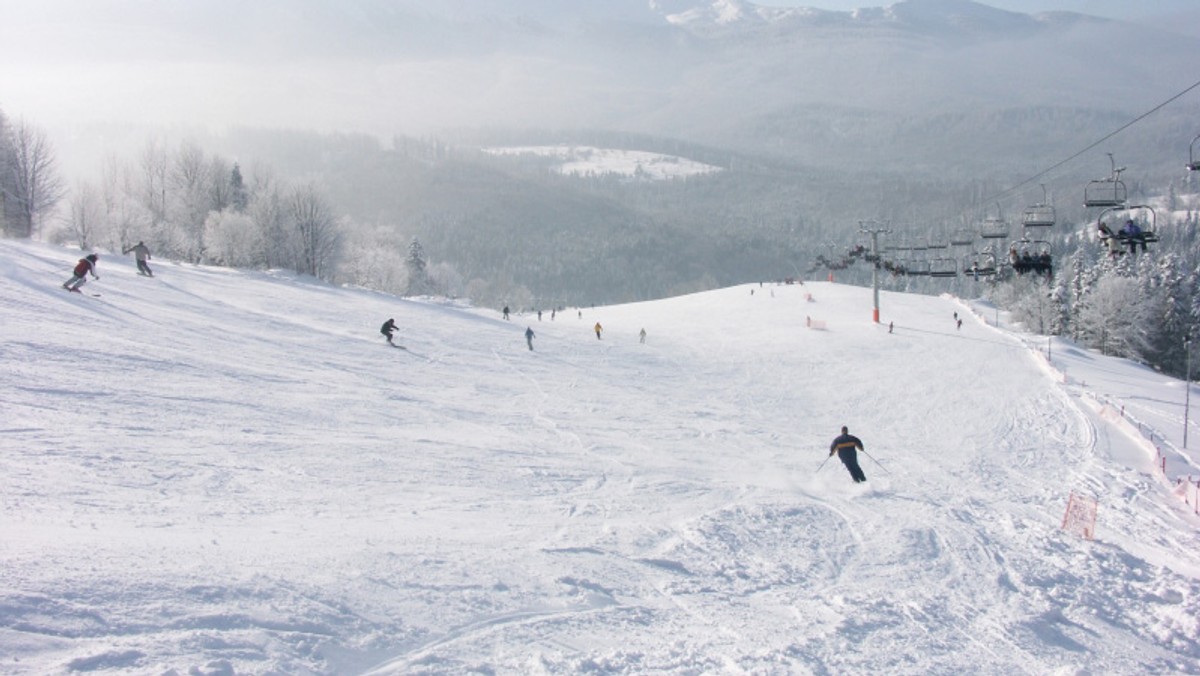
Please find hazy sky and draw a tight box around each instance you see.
[760,0,1196,23]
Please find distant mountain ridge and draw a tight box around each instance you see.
[650,0,1105,39]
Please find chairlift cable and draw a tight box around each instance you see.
[978,76,1200,208]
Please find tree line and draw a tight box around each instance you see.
[4,104,1198,377]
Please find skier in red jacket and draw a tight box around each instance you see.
[63,254,99,292]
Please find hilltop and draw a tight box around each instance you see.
[1,240,1199,674]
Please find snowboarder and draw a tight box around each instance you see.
[380,318,397,346]
[62,254,99,292]
[594,322,603,340]
[829,426,867,483]
[525,326,535,351]
[123,241,154,276]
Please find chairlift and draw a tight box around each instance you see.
[905,259,931,276]
[963,250,997,278]
[1189,133,1200,172]
[929,256,958,278]
[1007,238,1053,276]
[1083,153,1128,208]
[949,228,976,247]
[978,203,1010,240]
[1021,184,1056,228]
[1095,204,1158,254]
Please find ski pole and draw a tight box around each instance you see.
[861,449,891,475]
[816,453,832,474]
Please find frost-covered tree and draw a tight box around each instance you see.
[170,141,213,262]
[404,237,435,296]
[203,210,260,268]
[98,154,149,253]
[229,163,249,213]
[62,180,103,250]
[4,119,65,238]
[1074,274,1157,361]
[1007,275,1059,336]
[338,223,408,294]
[1146,253,1195,375]
[287,182,340,279]
[428,261,464,298]
[138,140,169,232]
[249,180,288,269]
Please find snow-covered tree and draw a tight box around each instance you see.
[337,223,408,294]
[1074,274,1157,361]
[3,119,65,238]
[61,180,103,250]
[404,237,435,296]
[287,182,340,279]
[204,210,261,268]
[229,163,249,213]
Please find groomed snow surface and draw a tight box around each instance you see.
[2,240,1199,675]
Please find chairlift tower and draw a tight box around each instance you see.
[859,219,891,324]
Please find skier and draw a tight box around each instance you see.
[502,305,510,321]
[62,254,99,292]
[594,322,603,340]
[829,426,867,483]
[1121,219,1146,254]
[525,326,535,351]
[639,328,647,344]
[1098,221,1121,257]
[123,241,154,276]
[380,318,397,346]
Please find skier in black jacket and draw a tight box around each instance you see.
[380,318,397,346]
[829,426,867,483]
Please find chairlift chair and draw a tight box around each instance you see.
[929,256,958,278]
[978,204,1010,240]
[905,259,931,276]
[1083,154,1128,208]
[1096,204,1158,253]
[1009,239,1053,275]
[962,251,997,278]
[949,228,976,247]
[1021,184,1056,228]
[1189,133,1200,172]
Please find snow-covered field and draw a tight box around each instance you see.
[2,239,1199,675]
[482,146,721,180]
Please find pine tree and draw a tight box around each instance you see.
[230,163,249,213]
[405,237,435,296]
[1149,253,1191,375]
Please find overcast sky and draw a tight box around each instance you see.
[761,0,1197,24]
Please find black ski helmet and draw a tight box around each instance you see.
[86,254,98,262]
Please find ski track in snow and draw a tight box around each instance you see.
[2,241,1200,675]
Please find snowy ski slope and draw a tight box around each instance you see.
[1,240,1198,674]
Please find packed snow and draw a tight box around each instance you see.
[481,146,722,181]
[2,239,1199,675]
